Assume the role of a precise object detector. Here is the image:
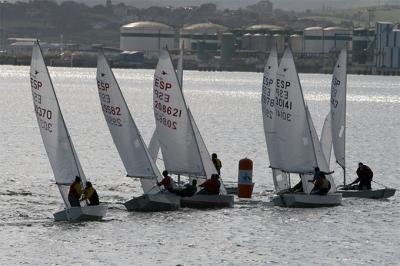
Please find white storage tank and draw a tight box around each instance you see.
[180,22,227,51]
[264,33,272,51]
[290,34,303,54]
[323,27,352,53]
[303,26,323,54]
[246,24,283,32]
[252,33,267,51]
[120,21,175,53]
[241,33,252,50]
[273,33,285,53]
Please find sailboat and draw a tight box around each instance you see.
[262,47,341,207]
[96,53,180,211]
[153,49,234,208]
[30,41,107,221]
[326,49,395,199]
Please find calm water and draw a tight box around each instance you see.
[0,66,399,265]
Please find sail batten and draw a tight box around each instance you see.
[30,42,86,207]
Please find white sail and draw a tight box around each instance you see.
[306,106,336,193]
[272,47,317,173]
[261,47,280,168]
[272,169,290,192]
[330,48,347,169]
[96,53,161,194]
[148,129,160,162]
[320,112,332,167]
[153,49,205,176]
[30,42,86,207]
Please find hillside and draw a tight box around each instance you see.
[3,0,394,11]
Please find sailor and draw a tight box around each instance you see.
[157,170,174,192]
[68,176,83,207]
[82,181,99,206]
[349,162,373,190]
[310,172,331,195]
[198,174,221,195]
[212,153,222,175]
[175,179,197,197]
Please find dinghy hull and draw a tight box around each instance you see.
[53,205,107,222]
[271,193,342,208]
[338,188,396,199]
[124,192,180,212]
[180,194,234,208]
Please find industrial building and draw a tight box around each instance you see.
[374,21,400,69]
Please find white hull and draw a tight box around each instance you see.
[124,192,180,212]
[53,204,107,222]
[338,188,396,199]
[271,193,342,208]
[180,194,234,208]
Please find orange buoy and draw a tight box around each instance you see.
[238,158,254,198]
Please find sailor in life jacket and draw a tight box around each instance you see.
[310,171,331,195]
[82,181,100,206]
[349,162,373,190]
[211,153,222,175]
[157,170,174,192]
[198,174,221,195]
[68,176,83,207]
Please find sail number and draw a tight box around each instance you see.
[104,113,122,127]
[155,113,177,130]
[331,75,340,108]
[34,104,52,120]
[154,101,182,117]
[33,103,53,132]
[102,104,121,115]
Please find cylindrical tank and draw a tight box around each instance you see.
[120,21,175,52]
[303,26,323,54]
[238,158,254,198]
[241,33,252,50]
[252,33,267,51]
[196,40,206,62]
[323,27,352,53]
[273,33,285,53]
[221,32,235,62]
[264,33,272,51]
[290,34,303,54]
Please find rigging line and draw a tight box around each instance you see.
[372,180,389,188]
